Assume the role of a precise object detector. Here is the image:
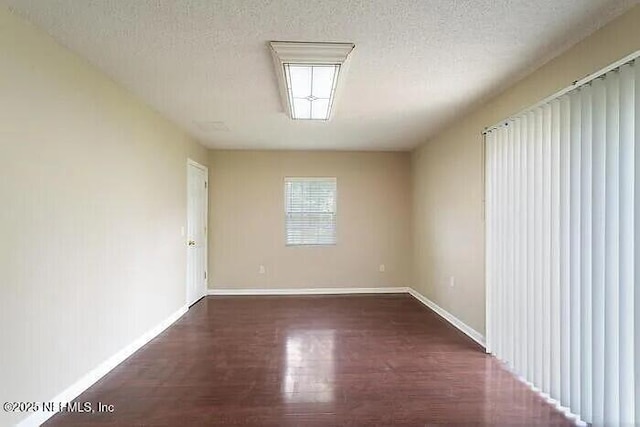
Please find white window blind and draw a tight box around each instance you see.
[284,177,337,246]
[485,57,639,426]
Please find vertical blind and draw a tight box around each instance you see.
[485,58,639,426]
[284,177,337,246]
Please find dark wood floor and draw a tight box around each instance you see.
[46,294,572,426]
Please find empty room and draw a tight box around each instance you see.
[1,1,639,426]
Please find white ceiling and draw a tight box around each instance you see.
[3,0,636,151]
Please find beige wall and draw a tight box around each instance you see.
[412,5,640,335]
[0,7,207,425]
[208,150,412,289]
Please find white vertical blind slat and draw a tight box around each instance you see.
[559,95,571,408]
[568,90,582,414]
[496,127,504,358]
[507,123,515,368]
[550,100,562,401]
[603,71,621,425]
[496,126,501,359]
[534,108,544,387]
[526,111,536,383]
[485,131,495,354]
[514,118,524,377]
[502,125,508,360]
[503,125,509,362]
[618,62,635,426]
[580,84,594,424]
[542,104,552,396]
[519,116,529,378]
[591,77,606,427]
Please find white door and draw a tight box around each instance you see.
[186,160,208,306]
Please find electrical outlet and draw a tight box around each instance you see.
[379,264,385,273]
[449,276,455,288]
[259,265,266,274]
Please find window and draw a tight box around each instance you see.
[284,177,337,246]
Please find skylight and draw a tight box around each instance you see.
[284,64,339,120]
[270,42,355,121]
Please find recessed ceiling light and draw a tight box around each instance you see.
[269,41,355,121]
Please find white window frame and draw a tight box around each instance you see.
[284,177,337,246]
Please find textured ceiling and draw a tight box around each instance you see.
[3,0,637,150]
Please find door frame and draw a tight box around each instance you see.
[186,158,209,306]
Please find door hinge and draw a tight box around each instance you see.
[205,181,208,188]
[204,271,207,279]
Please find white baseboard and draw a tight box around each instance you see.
[17,304,188,427]
[207,286,410,296]
[407,288,486,348]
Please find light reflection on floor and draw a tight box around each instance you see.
[283,330,336,403]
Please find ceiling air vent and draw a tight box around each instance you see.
[194,121,230,132]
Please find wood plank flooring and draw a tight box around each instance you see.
[46,294,572,426]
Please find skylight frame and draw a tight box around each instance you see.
[269,41,355,121]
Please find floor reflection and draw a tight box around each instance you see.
[283,329,336,403]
